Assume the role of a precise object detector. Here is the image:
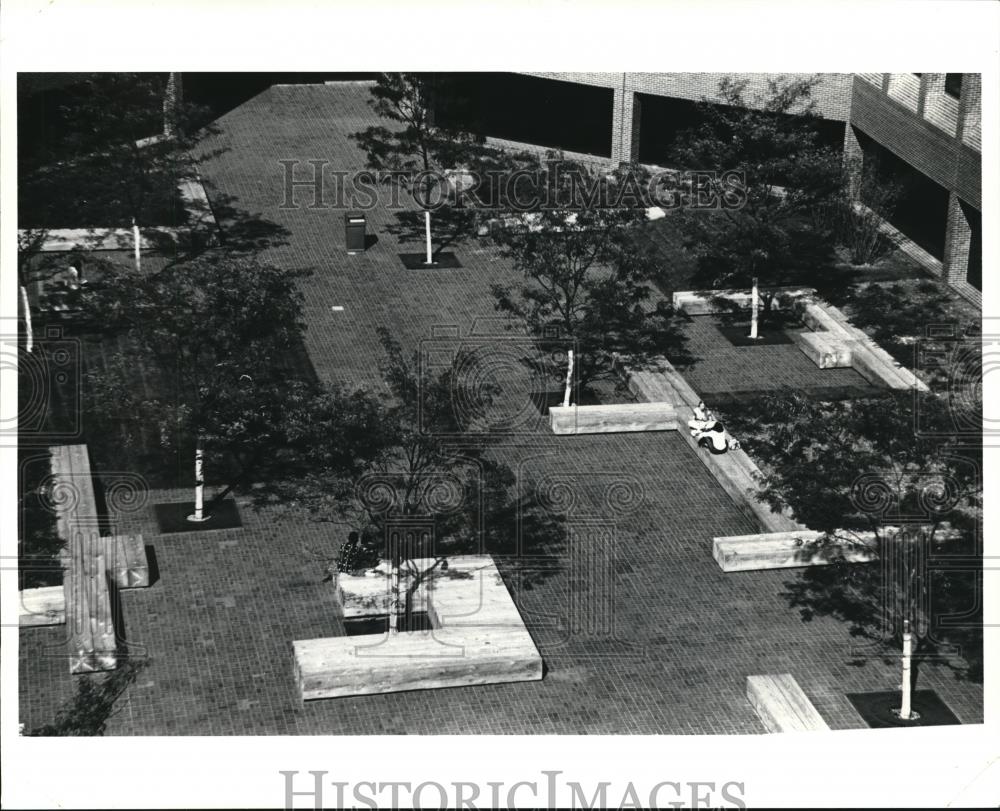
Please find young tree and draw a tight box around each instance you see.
[351,73,509,265]
[670,75,843,332]
[82,253,310,523]
[831,154,902,266]
[489,156,682,397]
[20,73,215,268]
[268,329,565,633]
[726,390,983,682]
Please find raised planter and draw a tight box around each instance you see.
[746,674,830,733]
[18,585,66,627]
[712,530,877,572]
[790,330,854,369]
[672,287,815,316]
[549,402,677,435]
[295,556,543,700]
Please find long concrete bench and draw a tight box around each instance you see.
[623,356,802,534]
[789,330,854,369]
[549,402,677,435]
[793,298,928,391]
[712,531,877,572]
[46,445,153,673]
[18,585,67,627]
[295,556,543,700]
[746,674,830,732]
[51,444,118,674]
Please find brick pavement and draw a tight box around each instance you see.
[19,82,983,734]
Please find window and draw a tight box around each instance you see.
[945,73,963,98]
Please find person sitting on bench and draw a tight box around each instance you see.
[688,400,715,436]
[695,420,731,454]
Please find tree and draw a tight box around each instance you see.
[19,73,216,268]
[269,329,565,633]
[725,390,983,682]
[831,153,902,266]
[351,73,510,264]
[27,658,146,736]
[670,75,843,331]
[82,253,310,522]
[489,156,682,396]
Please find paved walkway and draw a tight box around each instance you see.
[19,82,983,734]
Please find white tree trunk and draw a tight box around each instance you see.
[899,619,914,719]
[389,539,401,635]
[132,219,142,272]
[562,349,574,408]
[187,438,210,522]
[20,284,33,354]
[424,210,433,265]
[749,277,759,339]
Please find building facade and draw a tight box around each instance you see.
[485,72,982,305]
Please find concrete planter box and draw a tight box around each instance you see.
[549,402,677,435]
[712,531,877,572]
[295,556,543,700]
[18,585,66,627]
[790,330,854,369]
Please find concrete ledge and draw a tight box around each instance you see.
[712,531,876,572]
[621,356,801,534]
[549,402,677,435]
[18,585,66,627]
[673,287,815,316]
[297,556,542,700]
[790,330,854,369]
[105,534,150,589]
[747,674,830,732]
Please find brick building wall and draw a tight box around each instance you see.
[850,74,982,306]
[518,71,982,306]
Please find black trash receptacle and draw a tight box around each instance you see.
[345,212,366,254]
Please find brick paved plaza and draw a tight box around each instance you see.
[19,82,984,734]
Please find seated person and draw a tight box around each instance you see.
[687,400,715,435]
[694,421,730,454]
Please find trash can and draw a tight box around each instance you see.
[345,212,366,254]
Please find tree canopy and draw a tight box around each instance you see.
[489,156,683,391]
[725,389,982,681]
[670,76,844,311]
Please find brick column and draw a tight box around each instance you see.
[611,85,641,165]
[942,191,971,285]
[958,73,981,149]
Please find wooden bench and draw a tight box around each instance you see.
[549,402,677,435]
[789,330,854,369]
[746,674,830,732]
[18,585,66,627]
[712,531,876,572]
[295,556,543,700]
[105,533,150,588]
[51,444,118,674]
[621,356,802,534]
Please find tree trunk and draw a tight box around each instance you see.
[388,536,401,635]
[187,437,210,522]
[749,277,759,339]
[898,618,915,719]
[563,349,574,407]
[20,284,33,354]
[424,209,433,265]
[132,219,142,272]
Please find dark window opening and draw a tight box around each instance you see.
[857,132,949,260]
[436,73,614,158]
[945,73,963,99]
[636,92,845,172]
[962,201,981,291]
